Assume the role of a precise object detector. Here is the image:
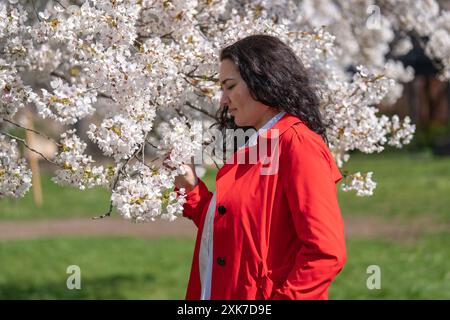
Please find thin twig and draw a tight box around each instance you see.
[146,141,158,149]
[0,131,58,165]
[50,71,111,99]
[208,153,220,171]
[185,73,218,82]
[85,83,105,92]
[140,132,151,165]
[185,101,216,119]
[53,0,67,9]
[32,0,42,22]
[160,31,175,41]
[186,65,199,77]
[93,201,114,220]
[92,160,128,220]
[2,117,62,147]
[142,137,146,164]
[133,153,154,170]
[50,70,71,83]
[98,92,115,101]
[174,107,188,121]
[93,136,149,219]
[149,155,160,163]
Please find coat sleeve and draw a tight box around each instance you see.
[174,178,213,228]
[271,128,346,300]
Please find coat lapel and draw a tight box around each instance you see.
[215,113,302,204]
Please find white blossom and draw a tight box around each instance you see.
[387,115,416,148]
[87,114,144,161]
[35,84,97,125]
[157,116,203,172]
[341,171,377,197]
[0,135,32,198]
[52,129,115,190]
[392,37,413,57]
[3,0,450,221]
[111,162,187,222]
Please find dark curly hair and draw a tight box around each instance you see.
[214,34,327,143]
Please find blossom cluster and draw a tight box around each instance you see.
[111,162,187,222]
[341,171,377,197]
[52,129,115,190]
[0,135,32,198]
[2,0,449,219]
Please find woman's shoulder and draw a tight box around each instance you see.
[280,121,328,152]
[279,122,342,182]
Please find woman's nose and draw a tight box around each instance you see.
[220,93,230,108]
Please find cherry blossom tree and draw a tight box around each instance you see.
[1,0,448,221]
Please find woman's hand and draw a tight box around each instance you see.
[174,161,199,193]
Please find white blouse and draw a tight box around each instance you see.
[199,111,286,300]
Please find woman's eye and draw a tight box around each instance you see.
[227,85,235,90]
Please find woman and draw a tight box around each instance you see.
[174,34,346,300]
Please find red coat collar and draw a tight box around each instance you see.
[267,112,303,137]
[216,113,302,182]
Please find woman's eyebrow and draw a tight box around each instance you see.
[221,78,235,86]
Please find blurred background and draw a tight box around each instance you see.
[1,0,450,299]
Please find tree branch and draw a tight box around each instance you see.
[185,101,216,119]
[2,117,62,147]
[0,131,58,166]
[32,0,42,22]
[50,70,71,83]
[93,134,151,220]
[53,0,66,9]
[50,71,115,101]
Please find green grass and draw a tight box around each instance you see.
[1,151,448,300]
[1,152,450,222]
[329,232,450,299]
[0,236,194,299]
[0,176,111,220]
[0,233,448,299]
[338,152,450,223]
[0,168,217,221]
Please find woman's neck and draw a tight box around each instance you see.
[254,109,282,130]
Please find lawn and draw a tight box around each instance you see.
[338,151,450,223]
[0,232,449,299]
[0,236,194,299]
[1,151,448,300]
[0,175,111,220]
[1,151,449,223]
[329,231,450,299]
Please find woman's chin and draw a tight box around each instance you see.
[233,118,243,127]
[231,115,252,128]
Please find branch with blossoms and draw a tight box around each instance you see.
[1,117,62,148]
[93,134,148,220]
[0,131,58,165]
[3,0,449,221]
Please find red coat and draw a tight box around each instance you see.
[177,113,346,300]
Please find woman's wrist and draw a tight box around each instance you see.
[182,176,199,193]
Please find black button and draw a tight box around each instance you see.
[217,257,226,266]
[217,205,227,215]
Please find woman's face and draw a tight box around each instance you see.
[219,59,277,129]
